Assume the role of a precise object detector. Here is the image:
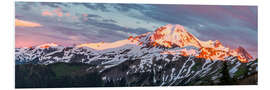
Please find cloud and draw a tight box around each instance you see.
[41,8,68,17]
[15,19,42,27]
[86,14,101,18]
[42,10,53,16]
[65,13,71,17]
[68,36,80,41]
[102,19,117,23]
[53,8,63,17]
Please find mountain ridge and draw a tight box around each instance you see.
[15,24,257,86]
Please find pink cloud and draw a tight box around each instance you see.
[68,36,80,40]
[65,13,71,17]
[42,8,66,17]
[43,9,77,21]
[15,19,42,27]
[72,16,78,21]
[82,13,88,17]
[53,8,63,17]
[42,10,53,16]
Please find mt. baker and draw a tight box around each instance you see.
[15,24,257,86]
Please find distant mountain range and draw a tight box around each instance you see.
[15,24,257,87]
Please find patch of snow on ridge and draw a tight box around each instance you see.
[229,61,241,78]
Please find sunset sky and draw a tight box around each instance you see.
[15,2,258,57]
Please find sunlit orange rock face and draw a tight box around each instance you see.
[150,24,202,48]
[230,46,253,63]
[145,24,253,62]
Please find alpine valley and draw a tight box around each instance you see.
[15,24,258,88]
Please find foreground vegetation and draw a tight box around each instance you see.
[15,63,103,88]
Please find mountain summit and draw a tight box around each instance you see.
[149,24,201,48]
[126,24,253,62]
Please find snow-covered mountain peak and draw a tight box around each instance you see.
[128,24,254,62]
[148,24,201,48]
